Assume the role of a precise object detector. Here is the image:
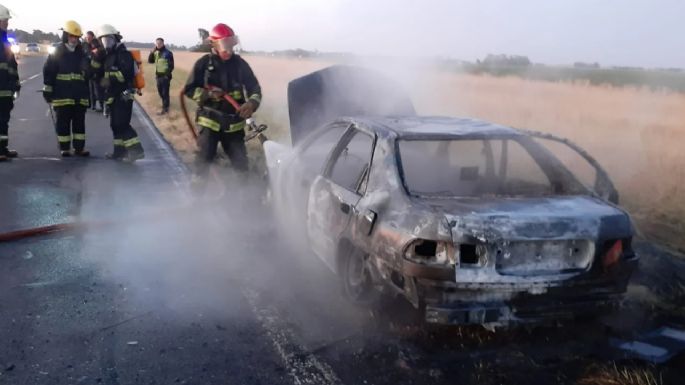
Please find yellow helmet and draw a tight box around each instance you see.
[62,20,83,37]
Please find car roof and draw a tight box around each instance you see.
[334,116,525,140]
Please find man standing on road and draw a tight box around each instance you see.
[148,37,173,115]
[92,24,144,162]
[0,4,19,162]
[84,31,104,112]
[43,20,91,157]
[183,23,261,176]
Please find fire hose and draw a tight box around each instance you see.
[0,206,206,243]
[179,85,268,143]
[0,87,268,243]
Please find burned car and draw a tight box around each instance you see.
[264,66,638,326]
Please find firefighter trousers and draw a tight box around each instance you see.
[54,105,87,152]
[89,79,104,110]
[195,128,248,174]
[0,97,12,155]
[156,76,170,111]
[109,98,144,158]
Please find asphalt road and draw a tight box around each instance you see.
[0,54,375,385]
[0,55,295,385]
[0,55,683,385]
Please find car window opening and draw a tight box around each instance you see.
[399,138,589,198]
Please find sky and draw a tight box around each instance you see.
[3,0,684,68]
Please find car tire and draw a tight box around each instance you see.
[339,246,379,305]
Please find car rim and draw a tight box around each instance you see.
[346,252,370,300]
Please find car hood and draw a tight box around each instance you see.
[420,195,631,242]
[287,65,415,145]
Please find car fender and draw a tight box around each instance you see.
[263,140,291,173]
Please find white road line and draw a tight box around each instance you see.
[242,287,342,385]
[20,73,41,85]
[134,101,342,385]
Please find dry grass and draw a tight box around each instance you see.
[138,52,685,250]
[137,65,197,163]
[577,363,662,385]
[414,72,685,251]
[138,53,336,168]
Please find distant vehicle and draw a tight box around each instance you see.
[265,66,638,326]
[25,43,39,52]
[47,43,60,55]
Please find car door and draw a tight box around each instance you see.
[307,127,376,269]
[279,123,351,226]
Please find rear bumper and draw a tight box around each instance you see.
[424,293,622,325]
[399,256,638,325]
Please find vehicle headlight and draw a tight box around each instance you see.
[10,45,19,54]
[404,239,455,266]
[48,46,56,54]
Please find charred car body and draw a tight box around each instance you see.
[265,66,638,326]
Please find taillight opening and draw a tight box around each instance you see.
[602,239,623,270]
[405,239,454,265]
[459,244,479,265]
[457,243,487,268]
[414,240,437,258]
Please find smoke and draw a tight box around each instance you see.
[77,167,254,309]
[71,160,370,343]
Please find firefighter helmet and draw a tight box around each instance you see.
[209,23,235,40]
[0,5,11,20]
[62,20,82,37]
[95,24,119,38]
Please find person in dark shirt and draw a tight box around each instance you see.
[148,37,174,115]
[84,30,104,112]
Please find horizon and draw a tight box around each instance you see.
[3,0,683,69]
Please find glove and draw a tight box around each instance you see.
[42,91,52,103]
[208,88,224,100]
[121,89,135,101]
[93,47,105,61]
[12,90,19,100]
[238,100,256,119]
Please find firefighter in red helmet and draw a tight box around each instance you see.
[183,23,262,175]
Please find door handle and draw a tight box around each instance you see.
[339,202,351,214]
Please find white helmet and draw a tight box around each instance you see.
[0,4,12,20]
[95,24,119,39]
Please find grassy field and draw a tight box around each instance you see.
[456,62,685,93]
[137,52,685,252]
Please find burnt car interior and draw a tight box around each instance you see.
[326,129,375,195]
[398,136,591,198]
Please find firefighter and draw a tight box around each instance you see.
[148,37,174,115]
[183,23,261,175]
[92,24,144,162]
[0,4,19,162]
[84,31,104,112]
[43,20,91,157]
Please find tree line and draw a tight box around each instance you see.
[9,29,60,43]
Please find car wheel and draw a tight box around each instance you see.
[340,247,378,305]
